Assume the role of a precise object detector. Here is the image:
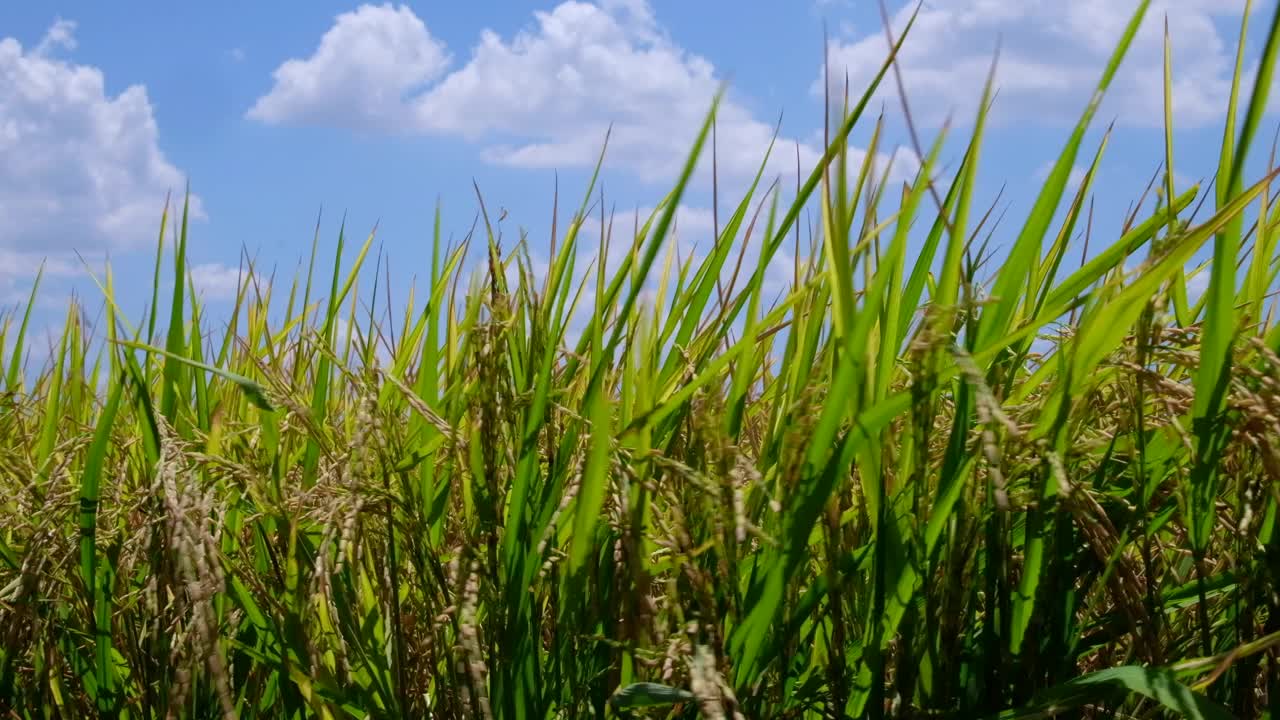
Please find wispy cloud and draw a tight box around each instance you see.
[822,0,1249,129]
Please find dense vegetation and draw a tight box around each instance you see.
[3,1,1280,717]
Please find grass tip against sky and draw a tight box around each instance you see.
[0,0,1274,336]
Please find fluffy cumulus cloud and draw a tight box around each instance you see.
[0,19,196,259]
[246,4,449,131]
[411,0,789,181]
[248,1,903,185]
[824,0,1249,129]
[189,262,245,301]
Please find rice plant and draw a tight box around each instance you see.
[2,1,1280,717]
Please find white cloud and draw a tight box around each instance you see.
[189,262,244,301]
[412,0,791,181]
[246,3,449,132]
[0,20,198,257]
[0,250,82,307]
[249,1,900,186]
[823,0,1249,129]
[34,18,76,55]
[629,204,717,243]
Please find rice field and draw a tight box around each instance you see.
[2,1,1280,717]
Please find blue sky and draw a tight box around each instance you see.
[0,0,1272,348]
